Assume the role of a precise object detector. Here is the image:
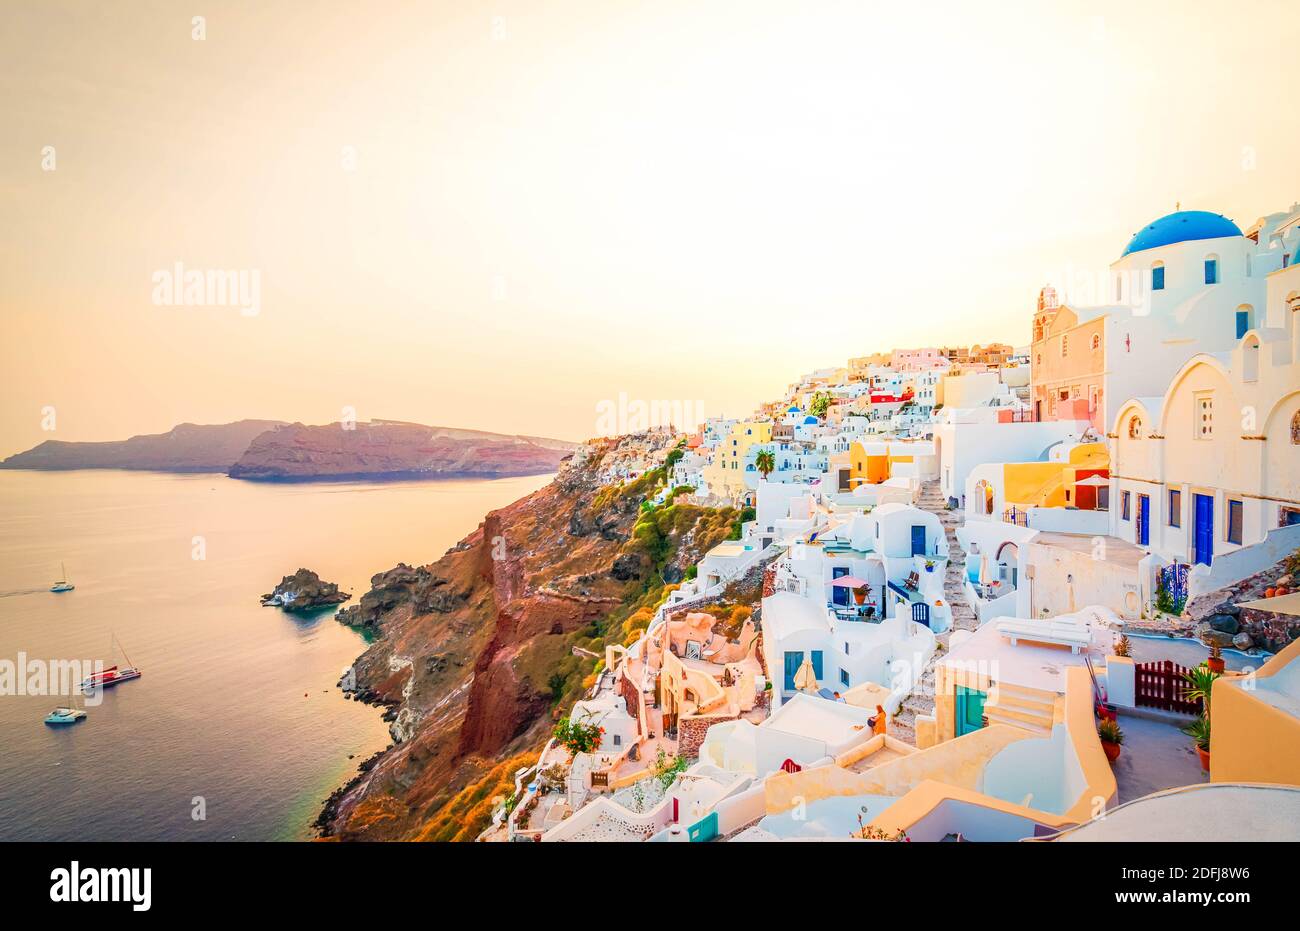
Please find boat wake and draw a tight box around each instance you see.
[0,588,47,598]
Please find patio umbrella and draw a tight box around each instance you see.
[793,655,819,692]
[830,575,870,588]
[1074,475,1110,487]
[978,552,992,587]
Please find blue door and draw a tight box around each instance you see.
[783,652,804,691]
[1194,494,1214,566]
[911,602,930,628]
[956,686,987,736]
[832,566,850,606]
[911,525,926,556]
[1138,494,1150,546]
[810,650,824,680]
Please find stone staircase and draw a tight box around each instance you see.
[983,682,1056,736]
[890,479,980,742]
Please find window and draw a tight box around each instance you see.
[1128,415,1143,439]
[1091,333,1101,351]
[1061,334,1069,357]
[1169,489,1181,527]
[843,642,850,654]
[1236,305,1254,338]
[1195,393,1214,439]
[612,734,621,747]
[840,668,850,687]
[1292,410,1300,445]
[1097,486,1110,511]
[1121,491,1131,521]
[1152,263,1165,290]
[1204,257,1219,284]
[1227,499,1243,545]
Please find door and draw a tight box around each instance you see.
[832,566,850,606]
[911,602,930,628]
[911,525,926,556]
[1193,494,1214,566]
[783,651,803,691]
[955,686,987,736]
[1137,494,1150,546]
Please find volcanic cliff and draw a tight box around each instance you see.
[228,420,575,481]
[320,432,741,841]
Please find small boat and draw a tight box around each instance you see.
[80,664,142,692]
[50,563,75,593]
[80,634,142,693]
[44,707,87,726]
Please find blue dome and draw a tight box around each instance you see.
[786,405,800,413]
[1121,210,1242,257]
[803,415,818,424]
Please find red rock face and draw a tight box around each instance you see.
[228,420,576,480]
[323,433,737,841]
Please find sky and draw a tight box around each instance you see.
[2,0,1297,456]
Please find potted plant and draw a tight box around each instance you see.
[924,560,936,573]
[853,586,867,605]
[1112,634,1131,657]
[1207,641,1225,674]
[1097,718,1124,763]
[1183,715,1211,772]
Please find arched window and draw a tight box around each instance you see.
[1204,254,1219,284]
[1291,410,1300,445]
[1091,333,1101,351]
[1151,261,1165,291]
[1128,415,1143,439]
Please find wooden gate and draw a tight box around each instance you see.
[1135,660,1202,714]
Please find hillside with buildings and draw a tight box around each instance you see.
[327,201,1300,843]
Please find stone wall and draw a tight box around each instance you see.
[677,712,735,760]
[618,670,642,727]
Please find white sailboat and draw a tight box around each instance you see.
[50,563,75,593]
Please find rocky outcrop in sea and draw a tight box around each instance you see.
[261,568,352,611]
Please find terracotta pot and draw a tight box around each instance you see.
[1196,746,1210,772]
[853,588,867,605]
[1102,740,1121,763]
[1207,657,1225,674]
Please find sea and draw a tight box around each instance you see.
[0,468,551,840]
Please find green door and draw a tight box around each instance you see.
[956,686,987,736]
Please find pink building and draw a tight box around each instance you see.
[890,347,950,372]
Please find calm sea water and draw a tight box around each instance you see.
[0,469,551,841]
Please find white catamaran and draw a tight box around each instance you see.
[50,563,75,593]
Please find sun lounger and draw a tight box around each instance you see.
[995,617,1091,653]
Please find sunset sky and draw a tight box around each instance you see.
[2,0,1297,455]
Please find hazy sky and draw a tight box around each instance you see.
[2,0,1297,455]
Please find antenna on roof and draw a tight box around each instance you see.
[1175,201,1181,211]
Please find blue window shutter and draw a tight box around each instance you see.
[1152,266,1165,290]
[811,651,824,679]
[1236,311,1249,339]
[1204,259,1217,284]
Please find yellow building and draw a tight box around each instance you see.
[1210,636,1300,787]
[848,440,918,488]
[703,420,773,500]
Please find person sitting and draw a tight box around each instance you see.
[869,704,888,736]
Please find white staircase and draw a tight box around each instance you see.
[890,479,980,742]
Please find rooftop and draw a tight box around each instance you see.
[1045,784,1300,842]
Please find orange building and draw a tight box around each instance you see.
[1030,286,1106,429]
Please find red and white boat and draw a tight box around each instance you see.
[81,634,142,692]
[81,664,142,691]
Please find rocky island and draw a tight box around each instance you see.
[262,569,352,611]
[227,420,576,481]
[0,420,286,472]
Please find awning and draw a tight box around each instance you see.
[1074,475,1109,487]
[1236,592,1300,617]
[830,575,871,587]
